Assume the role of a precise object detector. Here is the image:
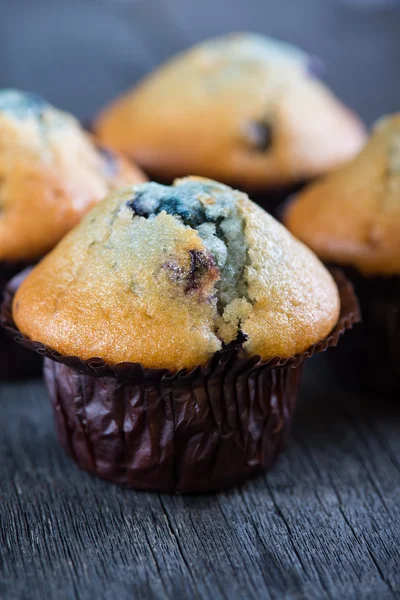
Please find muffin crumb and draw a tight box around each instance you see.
[126,178,252,340]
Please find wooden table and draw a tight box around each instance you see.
[1,1,400,598]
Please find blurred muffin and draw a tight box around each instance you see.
[0,89,146,378]
[284,114,400,393]
[8,177,358,492]
[0,89,146,263]
[95,33,366,213]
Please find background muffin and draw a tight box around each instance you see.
[0,89,146,378]
[95,33,366,213]
[0,89,146,263]
[7,178,358,492]
[284,114,400,393]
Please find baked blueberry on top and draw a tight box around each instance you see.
[13,177,340,370]
[0,89,146,263]
[125,180,248,308]
[95,33,366,193]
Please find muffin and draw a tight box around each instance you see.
[284,114,400,394]
[95,33,366,214]
[6,177,359,492]
[0,89,146,378]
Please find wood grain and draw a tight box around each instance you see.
[1,357,399,600]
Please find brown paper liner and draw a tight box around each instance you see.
[0,263,43,379]
[1,269,360,493]
[331,268,400,396]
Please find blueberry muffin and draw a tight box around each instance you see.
[0,89,146,378]
[95,33,366,213]
[13,177,340,368]
[0,89,146,263]
[284,114,400,393]
[8,178,357,492]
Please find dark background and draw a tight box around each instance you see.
[1,0,400,124]
[1,2,400,600]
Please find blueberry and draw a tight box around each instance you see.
[245,120,273,152]
[126,192,161,217]
[126,190,206,227]
[185,250,216,293]
[160,197,204,227]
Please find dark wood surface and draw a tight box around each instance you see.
[2,359,400,600]
[1,1,400,598]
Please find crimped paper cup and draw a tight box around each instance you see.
[331,268,399,395]
[0,264,42,379]
[1,269,359,492]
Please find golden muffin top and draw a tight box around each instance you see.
[95,33,366,191]
[0,89,146,262]
[13,177,340,370]
[285,113,400,276]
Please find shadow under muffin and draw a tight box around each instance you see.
[0,264,42,379]
[329,269,400,396]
